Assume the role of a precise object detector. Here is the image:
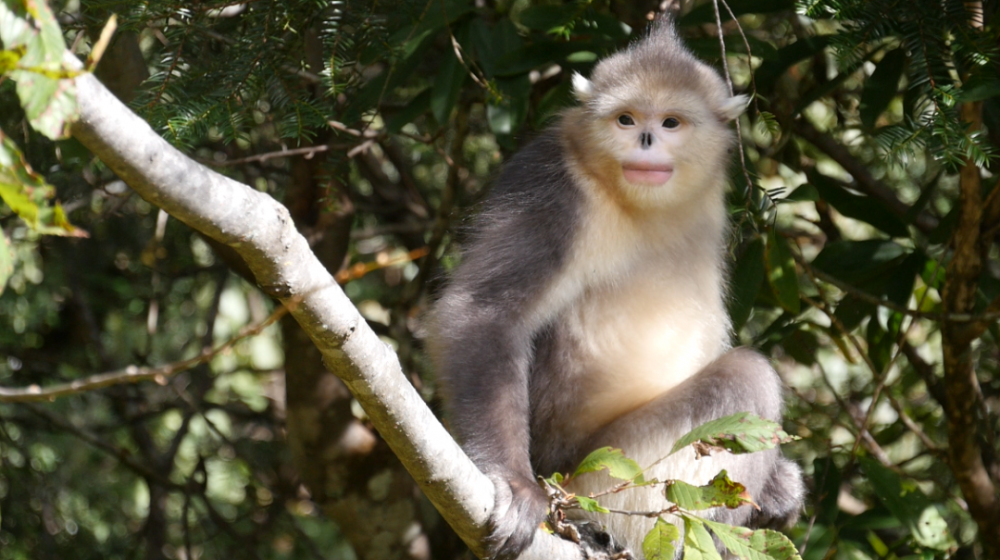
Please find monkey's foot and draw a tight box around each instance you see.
[484,474,550,560]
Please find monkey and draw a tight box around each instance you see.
[427,18,804,560]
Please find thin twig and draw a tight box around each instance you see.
[792,251,1000,323]
[0,300,293,402]
[711,0,754,196]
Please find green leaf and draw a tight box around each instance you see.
[682,517,723,560]
[782,329,819,366]
[766,229,800,314]
[0,0,78,139]
[494,40,607,76]
[643,518,680,560]
[0,128,85,237]
[681,0,794,25]
[859,457,956,550]
[702,519,803,560]
[431,30,470,123]
[807,170,908,237]
[784,183,819,202]
[517,5,578,33]
[575,495,609,513]
[755,36,831,94]
[811,240,907,286]
[573,447,645,483]
[386,0,473,45]
[666,470,757,510]
[728,237,766,333]
[0,227,11,295]
[860,49,906,129]
[487,74,531,135]
[386,88,431,132]
[812,458,842,527]
[883,251,926,307]
[670,412,798,456]
[865,317,894,373]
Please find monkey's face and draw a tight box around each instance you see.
[584,90,735,210]
[609,108,692,187]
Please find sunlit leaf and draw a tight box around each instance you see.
[643,518,679,560]
[575,496,609,513]
[0,0,79,139]
[573,447,645,483]
[682,516,723,560]
[666,470,757,510]
[766,229,800,314]
[670,412,798,456]
[702,518,802,560]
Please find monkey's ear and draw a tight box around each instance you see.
[572,72,594,101]
[718,94,749,121]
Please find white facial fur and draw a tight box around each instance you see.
[567,29,747,212]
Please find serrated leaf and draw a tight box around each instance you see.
[670,412,798,456]
[643,518,680,560]
[666,470,757,511]
[703,519,802,560]
[0,128,86,237]
[756,111,781,140]
[575,496,609,513]
[682,516,723,560]
[0,0,78,139]
[766,229,800,314]
[573,447,645,483]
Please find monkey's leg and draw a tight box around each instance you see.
[567,348,804,553]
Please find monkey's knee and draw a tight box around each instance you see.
[693,347,784,420]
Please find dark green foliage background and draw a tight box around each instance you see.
[2,0,1000,558]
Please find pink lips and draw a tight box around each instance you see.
[622,162,674,185]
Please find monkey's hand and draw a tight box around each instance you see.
[484,473,550,560]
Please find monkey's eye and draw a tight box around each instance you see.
[617,114,635,126]
[662,117,681,129]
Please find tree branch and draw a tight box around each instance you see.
[794,119,940,234]
[66,62,581,560]
[940,82,1000,554]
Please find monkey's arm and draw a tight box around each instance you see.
[431,133,580,559]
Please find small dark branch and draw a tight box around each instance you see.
[711,0,754,197]
[902,342,948,411]
[206,144,332,166]
[381,138,430,216]
[23,403,178,487]
[0,302,290,402]
[794,119,939,233]
[402,102,471,305]
[885,393,942,453]
[793,252,1000,323]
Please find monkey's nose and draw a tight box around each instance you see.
[639,132,653,149]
